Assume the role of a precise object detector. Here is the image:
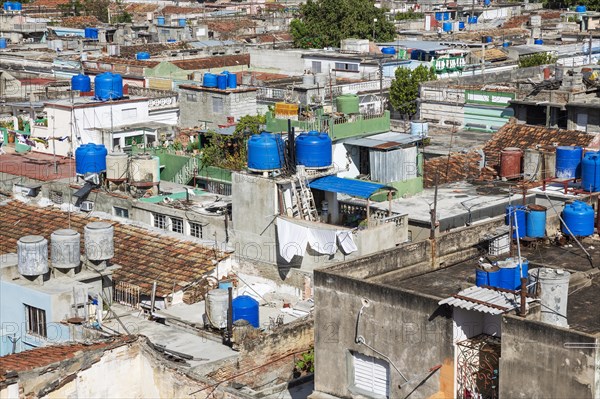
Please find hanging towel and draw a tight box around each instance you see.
[307,227,338,256]
[277,217,309,262]
[336,230,358,254]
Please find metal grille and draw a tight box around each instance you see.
[206,181,232,196]
[50,190,63,204]
[25,305,47,337]
[456,334,501,399]
[114,281,141,309]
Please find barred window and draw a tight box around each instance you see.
[114,207,129,218]
[25,305,47,338]
[189,222,203,238]
[171,217,184,234]
[153,213,166,229]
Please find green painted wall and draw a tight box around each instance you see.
[196,164,232,183]
[464,106,513,132]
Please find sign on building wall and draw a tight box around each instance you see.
[465,90,515,106]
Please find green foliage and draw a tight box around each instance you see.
[58,0,111,22]
[395,10,424,21]
[200,114,266,171]
[518,52,558,68]
[290,0,396,49]
[294,349,314,374]
[389,65,436,117]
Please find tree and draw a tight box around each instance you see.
[518,52,558,68]
[389,65,436,118]
[290,0,396,49]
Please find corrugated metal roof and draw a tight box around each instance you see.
[344,132,421,150]
[438,285,535,315]
[308,176,393,198]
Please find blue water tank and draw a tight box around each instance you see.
[581,152,600,192]
[167,39,176,43]
[0,38,7,49]
[296,131,332,168]
[506,205,526,238]
[111,73,123,99]
[2,2,11,11]
[468,16,478,24]
[248,132,284,171]
[435,12,442,21]
[484,0,491,6]
[178,18,186,26]
[71,74,91,92]
[232,295,259,328]
[575,5,587,12]
[136,52,150,60]
[216,74,227,90]
[75,143,107,175]
[534,38,544,45]
[381,47,396,55]
[499,258,529,290]
[442,22,453,32]
[488,268,501,287]
[526,204,547,238]
[227,73,237,89]
[475,267,488,287]
[94,72,122,101]
[502,41,510,48]
[556,146,583,179]
[157,16,165,25]
[562,201,595,237]
[12,1,20,10]
[483,36,493,43]
[84,27,98,39]
[459,21,465,30]
[203,73,217,88]
[443,12,450,20]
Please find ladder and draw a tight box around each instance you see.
[291,169,318,221]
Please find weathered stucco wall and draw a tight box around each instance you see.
[313,271,454,399]
[499,315,599,399]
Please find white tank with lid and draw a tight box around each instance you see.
[17,235,49,276]
[84,222,114,261]
[51,229,81,269]
[205,288,229,329]
[106,152,129,182]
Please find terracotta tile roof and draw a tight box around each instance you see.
[483,123,600,168]
[161,5,204,15]
[16,78,57,85]
[0,202,224,297]
[424,152,483,188]
[256,33,293,44]
[470,48,507,62]
[0,336,136,383]
[60,16,101,29]
[207,19,256,33]
[0,152,75,181]
[117,43,184,58]
[171,54,250,71]
[28,0,69,8]
[125,3,159,13]
[96,57,160,68]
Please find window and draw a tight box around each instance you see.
[114,206,129,218]
[334,62,359,72]
[153,213,166,229]
[25,305,47,338]
[212,96,224,113]
[311,61,322,73]
[186,93,197,102]
[171,217,184,234]
[189,221,203,238]
[351,352,390,398]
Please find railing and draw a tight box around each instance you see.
[174,157,197,185]
[339,200,393,223]
[114,281,141,309]
[257,78,393,102]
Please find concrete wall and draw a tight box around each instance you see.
[179,88,258,128]
[248,48,305,75]
[313,271,454,399]
[499,314,599,399]
[567,105,600,133]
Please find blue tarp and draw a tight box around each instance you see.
[308,176,393,199]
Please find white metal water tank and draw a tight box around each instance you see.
[129,155,160,186]
[17,235,49,276]
[205,288,229,329]
[529,267,570,327]
[106,152,129,182]
[84,222,114,261]
[51,229,81,269]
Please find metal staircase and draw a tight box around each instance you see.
[290,168,318,221]
[174,157,197,185]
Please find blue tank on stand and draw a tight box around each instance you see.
[227,73,237,89]
[203,73,217,88]
[296,131,332,168]
[232,295,259,328]
[75,143,107,175]
[71,74,91,92]
[556,146,583,179]
[581,151,600,192]
[526,204,547,238]
[216,74,227,90]
[247,132,285,171]
[562,201,595,237]
[506,205,527,238]
[381,47,396,55]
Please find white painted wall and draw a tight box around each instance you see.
[332,142,360,178]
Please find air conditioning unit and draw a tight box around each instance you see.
[80,201,94,212]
